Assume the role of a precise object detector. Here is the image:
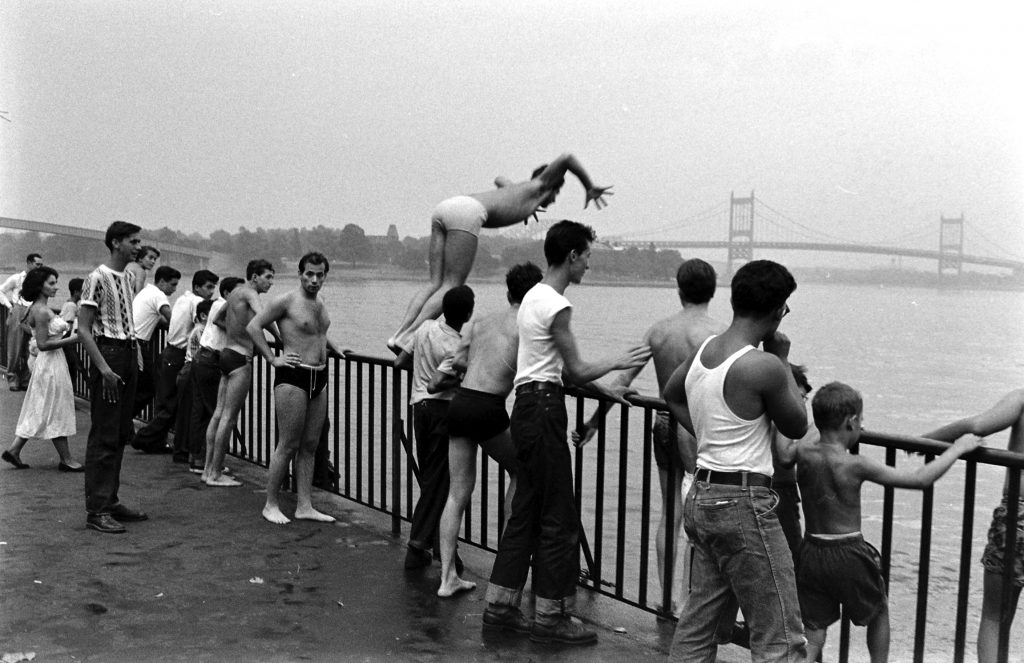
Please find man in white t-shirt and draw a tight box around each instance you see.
[2,253,44,390]
[132,265,181,417]
[483,221,649,645]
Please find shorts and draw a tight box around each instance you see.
[447,387,510,442]
[653,411,686,472]
[274,363,328,400]
[432,195,488,238]
[797,533,887,629]
[981,495,1024,587]
[219,348,251,377]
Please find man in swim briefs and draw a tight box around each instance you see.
[202,260,276,486]
[249,252,343,525]
[388,153,613,355]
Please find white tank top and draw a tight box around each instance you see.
[684,335,774,475]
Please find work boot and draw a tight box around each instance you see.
[529,614,597,645]
[86,514,126,534]
[482,607,531,634]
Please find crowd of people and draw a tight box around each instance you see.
[1,170,1021,661]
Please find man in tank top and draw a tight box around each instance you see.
[662,259,809,662]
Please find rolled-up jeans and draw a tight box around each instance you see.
[85,341,139,515]
[670,480,806,663]
[486,386,579,622]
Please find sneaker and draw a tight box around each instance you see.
[87,514,126,534]
[188,464,205,474]
[404,545,432,569]
[482,607,531,634]
[108,504,149,522]
[529,615,597,645]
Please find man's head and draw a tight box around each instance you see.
[676,258,717,305]
[506,262,543,304]
[136,246,160,270]
[104,221,142,260]
[544,220,596,284]
[442,285,474,329]
[219,276,245,298]
[26,253,43,269]
[812,381,863,446]
[68,277,84,301]
[194,298,214,324]
[153,266,181,297]
[298,252,329,295]
[246,259,275,293]
[191,269,219,300]
[730,260,796,324]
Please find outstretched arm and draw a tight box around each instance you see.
[551,308,650,385]
[922,389,1024,445]
[858,436,983,489]
[539,153,613,210]
[576,332,651,446]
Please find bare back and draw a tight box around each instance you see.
[796,441,865,535]
[647,308,727,391]
[470,182,548,229]
[461,307,519,396]
[224,286,262,356]
[275,289,331,365]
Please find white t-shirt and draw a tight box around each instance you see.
[513,283,571,388]
[132,283,170,342]
[0,270,28,307]
[166,291,200,349]
[409,318,462,404]
[199,298,228,351]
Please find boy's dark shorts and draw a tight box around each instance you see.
[980,496,1024,587]
[447,387,509,442]
[653,411,686,471]
[797,533,887,630]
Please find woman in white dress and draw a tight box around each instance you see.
[2,267,82,471]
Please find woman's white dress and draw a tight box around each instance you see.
[15,315,75,439]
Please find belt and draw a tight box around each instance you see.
[516,381,563,396]
[694,468,772,488]
[95,337,136,348]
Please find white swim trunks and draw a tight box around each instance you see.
[431,196,488,238]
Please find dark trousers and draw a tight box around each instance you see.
[172,362,195,457]
[133,344,185,450]
[775,483,803,564]
[132,339,161,418]
[408,399,451,552]
[85,342,138,515]
[190,348,221,462]
[5,303,30,389]
[487,387,579,615]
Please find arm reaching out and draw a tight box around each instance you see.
[858,436,983,489]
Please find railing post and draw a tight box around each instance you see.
[390,363,402,537]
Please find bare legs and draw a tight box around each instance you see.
[978,570,1021,663]
[390,225,478,353]
[263,385,334,525]
[204,366,249,487]
[4,435,80,469]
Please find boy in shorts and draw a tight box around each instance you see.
[796,381,981,663]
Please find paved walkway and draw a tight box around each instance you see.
[0,387,756,662]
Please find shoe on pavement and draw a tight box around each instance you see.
[404,545,432,569]
[529,615,597,645]
[109,504,149,522]
[87,514,126,534]
[482,607,531,634]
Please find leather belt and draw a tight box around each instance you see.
[516,381,563,396]
[694,468,772,488]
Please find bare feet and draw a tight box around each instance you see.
[262,504,291,525]
[294,506,336,522]
[437,576,476,598]
[205,475,243,487]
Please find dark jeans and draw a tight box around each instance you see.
[132,339,161,418]
[190,348,221,462]
[172,362,195,456]
[485,386,579,620]
[133,344,185,449]
[85,341,138,515]
[408,399,451,552]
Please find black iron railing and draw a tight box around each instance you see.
[2,304,1019,662]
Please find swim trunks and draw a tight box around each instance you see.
[219,348,252,377]
[431,196,488,238]
[797,532,887,630]
[653,411,687,472]
[274,363,328,400]
[980,494,1024,587]
[447,387,510,442]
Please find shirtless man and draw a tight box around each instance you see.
[203,260,276,487]
[250,252,341,525]
[388,153,612,354]
[434,262,543,598]
[576,258,726,613]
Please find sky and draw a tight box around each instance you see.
[1,0,1022,264]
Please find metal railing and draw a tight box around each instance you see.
[2,304,1020,662]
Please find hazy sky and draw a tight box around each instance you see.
[2,1,1022,261]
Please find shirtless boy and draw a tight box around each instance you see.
[923,388,1024,663]
[796,381,981,663]
[203,260,276,487]
[434,262,543,598]
[249,252,341,525]
[389,153,612,354]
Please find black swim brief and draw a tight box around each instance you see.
[796,533,887,630]
[274,363,328,400]
[447,387,510,442]
[219,348,251,377]
[653,411,686,471]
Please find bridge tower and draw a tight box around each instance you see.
[938,214,964,277]
[728,190,755,275]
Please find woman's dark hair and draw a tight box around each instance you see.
[20,266,59,302]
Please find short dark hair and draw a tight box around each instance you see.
[299,252,329,274]
[730,260,796,317]
[68,277,84,295]
[812,382,862,432]
[26,253,42,264]
[191,269,219,290]
[195,298,214,322]
[136,246,160,261]
[543,220,596,266]
[676,259,717,304]
[442,285,475,326]
[20,266,58,302]
[154,266,181,283]
[104,221,142,251]
[506,262,543,303]
[246,259,274,280]
[220,276,245,297]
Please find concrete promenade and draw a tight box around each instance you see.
[0,388,753,662]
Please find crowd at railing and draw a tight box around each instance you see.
[2,304,1020,663]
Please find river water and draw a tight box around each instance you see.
[299,274,1023,661]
